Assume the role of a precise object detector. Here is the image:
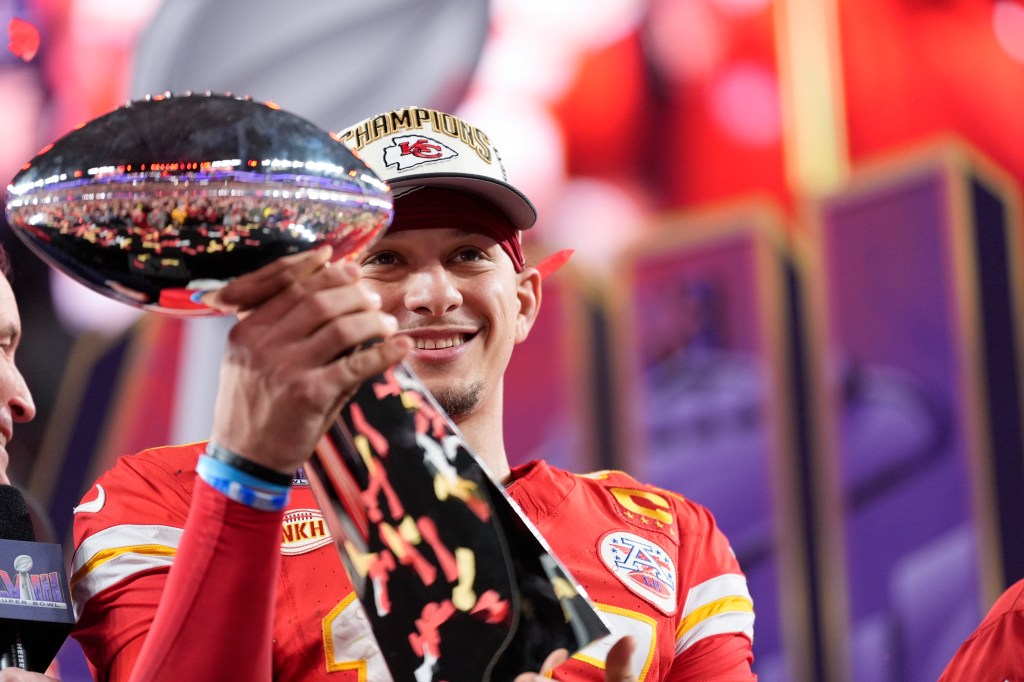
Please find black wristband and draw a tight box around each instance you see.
[205,442,294,487]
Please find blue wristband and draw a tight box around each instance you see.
[196,454,291,512]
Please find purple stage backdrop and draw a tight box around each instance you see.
[611,207,813,681]
[810,145,1022,681]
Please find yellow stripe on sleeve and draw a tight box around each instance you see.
[676,573,756,651]
[70,544,177,586]
[70,524,183,617]
[676,595,754,640]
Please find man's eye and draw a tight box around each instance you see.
[364,252,398,266]
[454,248,484,262]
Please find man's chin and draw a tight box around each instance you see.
[429,381,484,420]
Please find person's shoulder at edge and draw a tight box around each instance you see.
[512,460,660,491]
[72,441,207,530]
[509,460,719,532]
[569,466,712,517]
[940,578,1024,681]
[990,578,1024,615]
[90,441,205,485]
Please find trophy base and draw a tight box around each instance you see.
[306,362,608,681]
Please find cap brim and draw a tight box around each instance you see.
[390,173,537,230]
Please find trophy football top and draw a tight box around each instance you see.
[5,93,393,315]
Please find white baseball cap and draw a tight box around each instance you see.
[337,106,537,230]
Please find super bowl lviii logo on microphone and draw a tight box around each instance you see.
[0,551,69,611]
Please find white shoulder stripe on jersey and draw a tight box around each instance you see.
[71,524,183,618]
[675,609,755,654]
[72,524,184,574]
[676,573,755,651]
[682,573,751,617]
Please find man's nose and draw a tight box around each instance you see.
[402,265,463,316]
[9,366,36,424]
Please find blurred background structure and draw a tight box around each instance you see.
[1,0,1022,680]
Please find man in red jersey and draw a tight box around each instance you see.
[70,106,756,681]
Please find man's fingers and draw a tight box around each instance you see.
[324,334,412,390]
[235,261,380,345]
[267,271,383,343]
[205,245,335,311]
[541,648,569,673]
[301,311,397,367]
[314,335,412,432]
[604,636,637,681]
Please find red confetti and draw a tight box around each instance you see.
[535,248,574,281]
[8,17,40,62]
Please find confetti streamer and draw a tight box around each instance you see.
[8,17,40,62]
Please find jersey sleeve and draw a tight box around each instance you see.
[668,496,756,681]
[939,579,1024,681]
[71,449,194,674]
[70,447,285,682]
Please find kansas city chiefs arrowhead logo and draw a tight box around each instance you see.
[383,134,458,171]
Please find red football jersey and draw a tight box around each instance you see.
[939,578,1024,681]
[505,461,755,681]
[71,444,754,681]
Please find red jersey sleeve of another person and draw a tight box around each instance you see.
[507,462,755,681]
[69,443,204,677]
[939,578,1024,681]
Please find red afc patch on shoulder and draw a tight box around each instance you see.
[281,508,332,556]
[599,530,678,616]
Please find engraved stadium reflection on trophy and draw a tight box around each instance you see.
[5,92,393,314]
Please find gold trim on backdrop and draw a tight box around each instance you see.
[799,199,855,682]
[943,142,1023,611]
[944,149,1005,610]
[774,0,850,195]
[803,136,1022,680]
[508,241,603,473]
[91,315,179,477]
[28,330,120,508]
[551,261,605,474]
[607,201,816,682]
[28,314,177,545]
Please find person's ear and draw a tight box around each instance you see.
[514,266,542,344]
